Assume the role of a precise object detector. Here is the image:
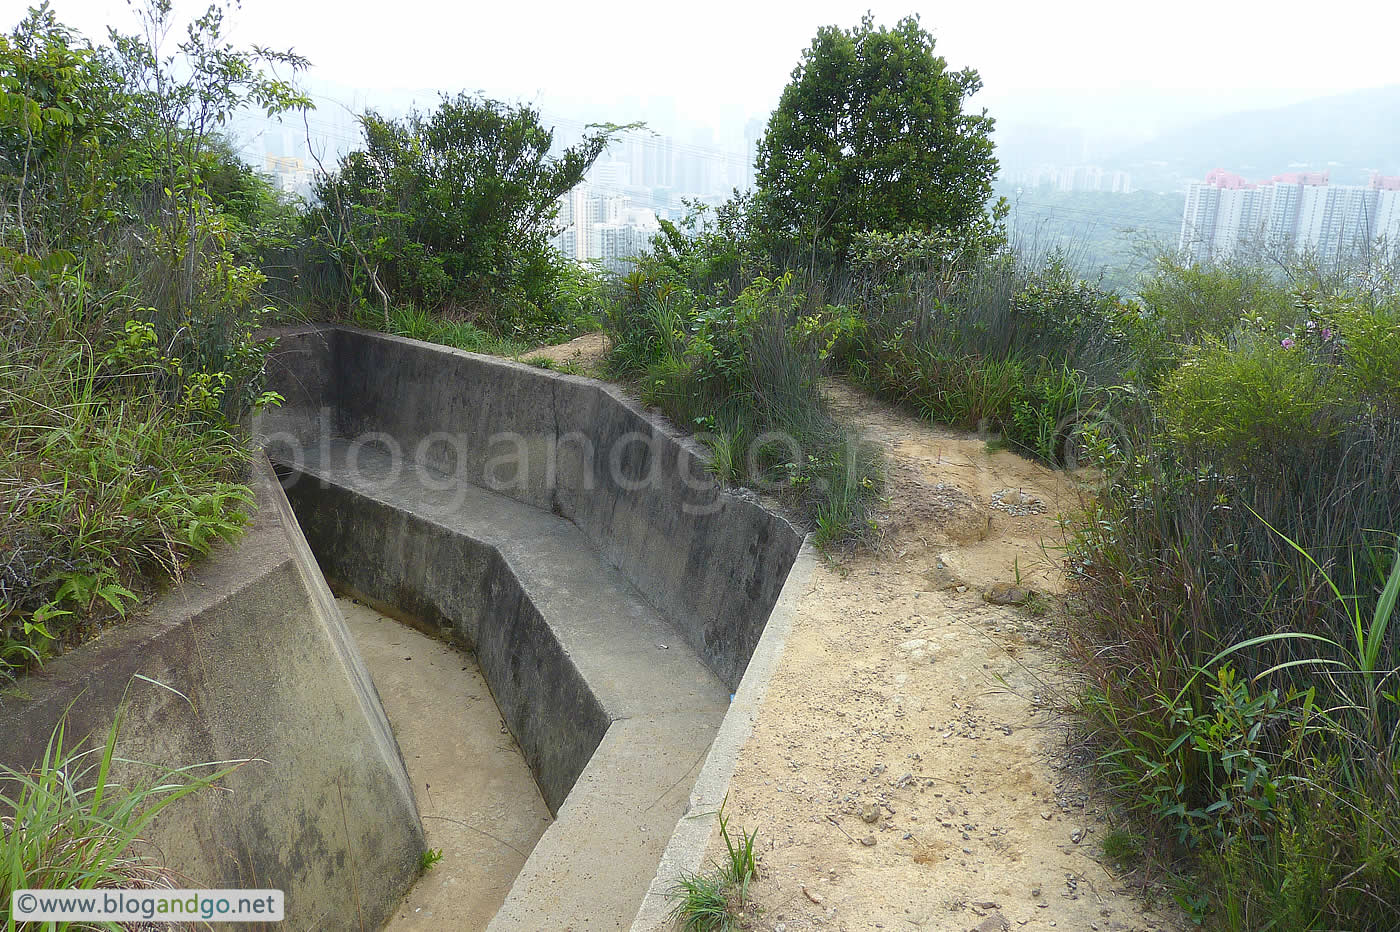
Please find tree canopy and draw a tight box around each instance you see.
[754,14,999,260]
[313,94,620,332]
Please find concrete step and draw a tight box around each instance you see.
[276,439,730,930]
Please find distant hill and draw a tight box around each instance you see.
[991,185,1185,294]
[1107,85,1400,191]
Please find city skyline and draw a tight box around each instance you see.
[1179,170,1400,263]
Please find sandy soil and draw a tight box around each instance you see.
[524,331,610,375]
[340,599,552,930]
[703,382,1180,932]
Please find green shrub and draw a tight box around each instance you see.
[1328,301,1400,410]
[1069,298,1400,927]
[366,303,530,357]
[309,93,622,341]
[603,260,882,546]
[1,265,260,677]
[1135,257,1296,358]
[1157,334,1343,471]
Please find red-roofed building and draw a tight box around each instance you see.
[1180,169,1400,261]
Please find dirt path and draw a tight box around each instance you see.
[522,332,1178,930]
[705,382,1180,932]
[522,331,610,374]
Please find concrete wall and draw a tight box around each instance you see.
[0,456,424,932]
[281,474,609,813]
[259,326,804,691]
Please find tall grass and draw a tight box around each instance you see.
[1,271,254,677]
[1,702,239,929]
[1066,256,1400,927]
[603,271,882,547]
[361,304,532,357]
[819,234,1130,462]
[667,803,759,932]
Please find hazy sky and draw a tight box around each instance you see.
[14,0,1400,146]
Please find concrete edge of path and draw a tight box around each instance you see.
[628,535,819,931]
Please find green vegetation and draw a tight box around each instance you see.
[307,94,624,342]
[1,2,303,676]
[368,303,530,357]
[835,234,1131,463]
[0,2,610,673]
[755,14,1000,264]
[1,701,238,925]
[1066,253,1400,928]
[996,186,1186,294]
[667,803,759,932]
[603,202,883,547]
[418,847,444,873]
[5,8,1398,925]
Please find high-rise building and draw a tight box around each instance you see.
[1179,170,1400,261]
[1374,174,1400,246]
[551,184,658,268]
[262,154,313,199]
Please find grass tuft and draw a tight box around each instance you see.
[1,697,240,917]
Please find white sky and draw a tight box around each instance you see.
[12,0,1400,146]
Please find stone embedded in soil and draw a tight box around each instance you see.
[972,913,1011,932]
[860,802,881,824]
[983,582,1033,605]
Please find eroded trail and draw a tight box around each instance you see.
[710,382,1180,932]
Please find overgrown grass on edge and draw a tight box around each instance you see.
[1,697,240,929]
[2,275,257,679]
[667,803,759,932]
[603,274,884,548]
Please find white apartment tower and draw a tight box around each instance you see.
[1181,170,1400,262]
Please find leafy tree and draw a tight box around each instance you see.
[755,14,1000,262]
[313,94,625,336]
[0,5,129,253]
[1,1,309,420]
[106,0,309,310]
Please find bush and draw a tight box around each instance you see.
[834,237,1125,462]
[1068,265,1400,927]
[604,253,881,546]
[1327,300,1400,410]
[1,270,262,675]
[0,4,300,675]
[1157,334,1343,471]
[1133,256,1296,379]
[309,93,621,341]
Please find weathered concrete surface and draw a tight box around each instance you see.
[280,442,711,813]
[340,600,552,930]
[260,325,804,691]
[0,456,424,932]
[491,711,723,931]
[257,325,807,927]
[278,444,732,929]
[629,538,818,931]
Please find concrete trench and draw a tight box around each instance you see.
[257,325,808,928]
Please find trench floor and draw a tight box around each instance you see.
[339,597,552,930]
